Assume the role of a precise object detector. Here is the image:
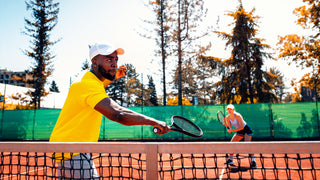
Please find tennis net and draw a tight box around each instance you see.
[0,141,319,179]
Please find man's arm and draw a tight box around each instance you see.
[94,98,169,135]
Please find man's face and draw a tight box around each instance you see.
[95,51,118,81]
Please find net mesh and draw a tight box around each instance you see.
[158,153,320,180]
[0,152,146,179]
[0,141,319,180]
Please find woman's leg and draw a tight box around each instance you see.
[244,134,257,168]
[231,134,244,142]
[244,134,254,158]
[226,134,243,163]
[244,134,252,142]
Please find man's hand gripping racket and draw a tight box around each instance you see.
[153,115,203,138]
[217,111,230,129]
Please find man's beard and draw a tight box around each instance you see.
[98,65,115,81]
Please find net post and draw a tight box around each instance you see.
[146,143,158,180]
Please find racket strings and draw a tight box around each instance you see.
[173,118,201,135]
[217,112,226,126]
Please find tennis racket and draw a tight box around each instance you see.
[217,110,229,129]
[153,115,203,138]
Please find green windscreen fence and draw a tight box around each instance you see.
[0,103,319,140]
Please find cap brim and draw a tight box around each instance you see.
[116,48,124,55]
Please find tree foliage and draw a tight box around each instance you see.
[107,75,126,106]
[277,0,320,102]
[210,1,277,104]
[167,94,192,106]
[140,1,170,106]
[106,64,159,107]
[145,75,159,106]
[146,0,170,106]
[81,59,90,71]
[170,0,211,105]
[171,55,215,105]
[142,0,211,106]
[106,64,135,106]
[49,80,59,93]
[23,0,60,108]
[268,68,286,102]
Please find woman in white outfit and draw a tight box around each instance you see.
[224,104,257,168]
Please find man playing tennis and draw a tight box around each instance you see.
[49,43,169,179]
[224,104,257,169]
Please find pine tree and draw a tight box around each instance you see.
[125,64,142,107]
[49,80,59,93]
[81,59,90,71]
[172,59,197,99]
[23,0,60,108]
[268,68,286,102]
[106,77,126,106]
[105,64,132,106]
[213,1,276,104]
[251,39,278,103]
[146,75,158,106]
[106,64,142,107]
[195,55,215,105]
[145,0,170,106]
[198,55,224,104]
[170,0,211,105]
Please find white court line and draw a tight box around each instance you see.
[219,167,226,180]
[0,167,46,180]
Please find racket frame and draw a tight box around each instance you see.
[153,115,203,138]
[217,110,229,129]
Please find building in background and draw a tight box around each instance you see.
[0,83,64,109]
[0,69,64,109]
[0,69,32,88]
[301,86,316,102]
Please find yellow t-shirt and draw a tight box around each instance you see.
[49,71,108,160]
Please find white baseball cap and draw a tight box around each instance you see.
[89,43,124,60]
[227,104,235,110]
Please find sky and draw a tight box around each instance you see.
[0,0,308,108]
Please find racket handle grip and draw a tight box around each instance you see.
[153,127,160,134]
